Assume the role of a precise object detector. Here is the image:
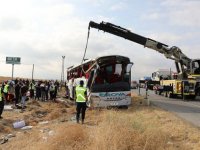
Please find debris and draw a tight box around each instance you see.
[13,120,26,129]
[0,137,8,144]
[38,121,49,125]
[48,130,55,136]
[5,133,16,139]
[0,133,15,145]
[21,126,33,130]
[70,116,77,122]
[40,128,51,133]
[4,105,13,111]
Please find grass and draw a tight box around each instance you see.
[0,94,200,150]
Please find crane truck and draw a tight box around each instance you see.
[88,21,200,99]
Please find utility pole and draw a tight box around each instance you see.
[32,64,34,81]
[61,56,65,86]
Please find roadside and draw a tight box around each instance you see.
[133,88,200,128]
[0,92,200,150]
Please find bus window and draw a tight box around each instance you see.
[105,65,113,75]
[114,64,122,75]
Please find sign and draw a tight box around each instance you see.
[6,57,21,64]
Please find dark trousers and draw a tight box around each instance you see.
[30,89,34,98]
[45,91,49,100]
[76,102,87,122]
[0,100,4,117]
[15,93,20,105]
[4,93,8,103]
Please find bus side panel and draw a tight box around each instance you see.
[89,91,131,108]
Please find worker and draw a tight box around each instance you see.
[0,84,4,119]
[29,80,35,99]
[75,80,87,124]
[3,81,9,104]
[49,82,55,101]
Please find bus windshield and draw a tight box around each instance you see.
[89,56,133,92]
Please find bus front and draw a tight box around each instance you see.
[88,55,133,108]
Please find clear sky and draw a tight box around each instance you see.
[0,0,199,80]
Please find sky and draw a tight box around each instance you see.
[0,0,199,81]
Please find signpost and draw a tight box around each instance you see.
[6,57,21,80]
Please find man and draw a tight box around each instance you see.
[15,82,21,106]
[29,80,35,99]
[3,81,9,104]
[20,83,28,112]
[75,80,87,124]
[49,82,55,101]
[0,84,4,119]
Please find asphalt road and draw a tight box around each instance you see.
[132,88,200,128]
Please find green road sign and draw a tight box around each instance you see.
[6,57,21,64]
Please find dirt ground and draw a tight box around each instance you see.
[0,92,200,150]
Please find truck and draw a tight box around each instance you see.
[88,21,200,99]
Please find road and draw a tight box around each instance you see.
[132,88,200,128]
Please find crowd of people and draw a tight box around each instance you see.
[0,78,88,124]
[0,79,61,118]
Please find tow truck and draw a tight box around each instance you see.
[88,21,200,99]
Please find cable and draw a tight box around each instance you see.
[81,25,91,74]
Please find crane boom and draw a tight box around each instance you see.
[88,21,200,78]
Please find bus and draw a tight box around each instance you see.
[67,55,133,108]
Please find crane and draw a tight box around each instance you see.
[88,21,200,79]
[88,21,200,99]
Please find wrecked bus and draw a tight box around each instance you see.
[67,55,133,108]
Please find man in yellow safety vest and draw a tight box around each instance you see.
[75,80,87,124]
[0,84,4,119]
[3,81,9,103]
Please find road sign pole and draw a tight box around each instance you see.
[12,64,14,80]
[32,64,34,81]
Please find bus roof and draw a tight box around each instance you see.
[67,55,130,72]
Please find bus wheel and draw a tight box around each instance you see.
[118,106,128,109]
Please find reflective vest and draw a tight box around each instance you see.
[29,83,35,90]
[0,88,2,101]
[3,84,9,93]
[75,86,87,102]
[50,85,55,92]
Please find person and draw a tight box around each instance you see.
[45,81,50,101]
[75,80,87,124]
[49,82,55,101]
[0,84,4,119]
[15,82,21,106]
[29,80,35,99]
[3,81,9,104]
[35,83,41,100]
[40,83,46,101]
[20,83,28,112]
